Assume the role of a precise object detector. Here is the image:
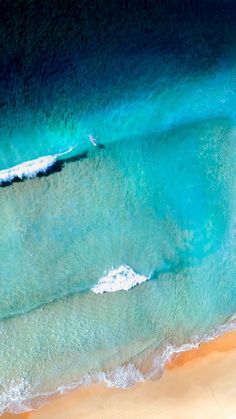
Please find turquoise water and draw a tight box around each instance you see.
[0,0,236,413]
[0,115,235,412]
[1,64,236,170]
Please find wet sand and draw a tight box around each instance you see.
[2,330,236,419]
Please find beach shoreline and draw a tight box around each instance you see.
[2,329,236,419]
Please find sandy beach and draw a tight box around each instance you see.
[2,330,236,419]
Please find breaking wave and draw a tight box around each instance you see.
[91,265,150,293]
[0,145,76,185]
[1,315,235,414]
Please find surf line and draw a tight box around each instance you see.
[0,146,77,187]
[91,265,150,293]
[0,134,106,187]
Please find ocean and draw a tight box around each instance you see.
[0,0,236,413]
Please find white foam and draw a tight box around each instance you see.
[1,315,236,414]
[0,378,33,414]
[91,265,149,293]
[0,146,75,185]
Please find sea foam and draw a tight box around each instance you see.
[1,315,235,414]
[0,146,76,185]
[91,265,149,293]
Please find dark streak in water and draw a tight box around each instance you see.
[0,150,90,188]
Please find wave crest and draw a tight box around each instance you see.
[91,265,149,293]
[1,315,236,414]
[0,146,75,185]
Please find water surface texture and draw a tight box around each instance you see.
[0,0,236,413]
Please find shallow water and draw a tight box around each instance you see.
[0,117,235,412]
[0,0,236,413]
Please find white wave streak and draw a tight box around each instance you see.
[0,146,75,184]
[91,265,149,293]
[0,378,32,414]
[1,316,236,414]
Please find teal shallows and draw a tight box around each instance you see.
[0,117,234,319]
[1,1,236,412]
[0,241,235,410]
